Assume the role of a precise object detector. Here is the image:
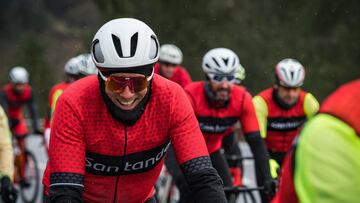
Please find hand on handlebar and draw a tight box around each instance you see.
[33,128,44,135]
[0,176,18,203]
[264,178,278,200]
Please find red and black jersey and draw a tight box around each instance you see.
[1,84,34,135]
[43,75,210,203]
[154,63,192,88]
[258,88,307,152]
[2,84,32,119]
[184,81,260,154]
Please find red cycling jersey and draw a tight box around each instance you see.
[257,88,307,152]
[43,75,209,203]
[2,84,32,135]
[44,82,71,129]
[154,63,192,88]
[184,81,259,154]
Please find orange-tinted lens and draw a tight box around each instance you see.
[105,75,148,93]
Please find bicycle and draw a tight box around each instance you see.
[225,154,263,203]
[13,135,40,203]
[154,166,179,203]
[225,186,264,203]
[225,154,255,184]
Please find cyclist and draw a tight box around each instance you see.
[184,48,275,202]
[43,54,97,148]
[0,105,17,203]
[74,53,98,77]
[221,63,247,187]
[42,18,226,203]
[273,79,360,203]
[154,44,192,88]
[0,66,41,187]
[253,58,319,167]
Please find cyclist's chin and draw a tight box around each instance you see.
[283,98,297,106]
[113,97,142,110]
[216,91,230,101]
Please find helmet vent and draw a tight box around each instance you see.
[130,32,138,57]
[211,57,220,68]
[112,34,124,58]
[222,57,229,65]
[205,63,212,70]
[92,40,104,63]
[149,35,159,59]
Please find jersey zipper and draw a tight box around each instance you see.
[113,126,128,203]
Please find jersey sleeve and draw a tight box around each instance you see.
[0,105,14,180]
[253,95,268,138]
[169,85,208,165]
[240,92,260,135]
[295,114,360,203]
[303,93,319,119]
[49,95,85,187]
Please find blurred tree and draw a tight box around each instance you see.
[0,0,359,114]
[94,0,360,99]
[13,34,54,116]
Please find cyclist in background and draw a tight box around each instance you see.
[253,59,319,168]
[43,54,97,149]
[74,53,98,78]
[0,66,41,187]
[184,48,275,202]
[221,63,246,187]
[0,105,17,203]
[42,18,226,203]
[154,44,192,88]
[273,79,360,203]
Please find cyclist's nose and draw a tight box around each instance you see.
[118,86,135,99]
[221,81,230,89]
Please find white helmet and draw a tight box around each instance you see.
[76,54,98,76]
[275,58,305,87]
[202,48,239,76]
[91,18,159,70]
[9,66,29,84]
[159,44,183,64]
[64,57,80,75]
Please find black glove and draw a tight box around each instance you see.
[10,119,20,129]
[34,128,43,135]
[264,178,277,200]
[0,176,18,203]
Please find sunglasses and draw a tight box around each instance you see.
[207,73,236,83]
[99,70,153,93]
[160,61,177,67]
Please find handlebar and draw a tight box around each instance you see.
[225,155,254,161]
[224,186,264,194]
